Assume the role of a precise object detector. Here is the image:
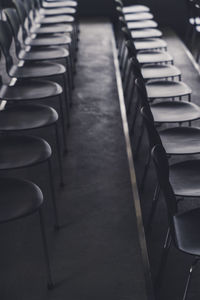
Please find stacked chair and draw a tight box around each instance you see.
[114,1,200,299]
[0,0,79,290]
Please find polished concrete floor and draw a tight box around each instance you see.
[0,19,148,300]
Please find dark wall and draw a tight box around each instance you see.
[79,0,188,39]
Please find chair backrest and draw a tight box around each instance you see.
[140,106,163,149]
[4,8,22,54]
[114,0,124,8]
[151,145,178,221]
[0,20,15,73]
[12,0,29,40]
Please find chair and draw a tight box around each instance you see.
[0,176,54,289]
[152,144,200,300]
[114,0,150,14]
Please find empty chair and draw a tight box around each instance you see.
[0,176,54,288]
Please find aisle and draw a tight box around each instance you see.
[49,18,148,300]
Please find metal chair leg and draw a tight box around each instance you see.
[47,159,60,229]
[140,150,151,192]
[146,184,161,235]
[54,123,65,187]
[183,258,200,300]
[155,230,172,291]
[38,208,54,289]
[58,95,68,153]
[62,74,70,128]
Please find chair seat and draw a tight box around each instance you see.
[9,61,66,79]
[25,35,71,47]
[0,79,62,101]
[160,127,200,155]
[40,7,76,15]
[174,208,200,256]
[135,38,167,51]
[131,28,162,39]
[128,20,158,30]
[0,104,58,131]
[19,47,69,62]
[0,135,51,170]
[31,24,73,35]
[189,17,200,25]
[0,177,43,224]
[36,15,74,25]
[137,50,173,64]
[170,160,200,198]
[43,1,78,7]
[125,12,154,22]
[146,80,191,99]
[151,101,200,123]
[123,5,150,14]
[141,64,181,80]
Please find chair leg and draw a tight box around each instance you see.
[62,74,70,128]
[140,150,151,192]
[54,123,65,187]
[58,95,68,153]
[47,159,60,229]
[155,229,172,291]
[146,184,160,235]
[183,258,200,300]
[38,208,54,289]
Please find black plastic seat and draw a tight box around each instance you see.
[31,23,73,35]
[123,5,150,14]
[137,50,173,64]
[114,0,150,14]
[42,0,78,7]
[141,64,181,80]
[151,101,200,123]
[0,135,51,170]
[18,46,69,62]
[127,20,158,30]
[159,127,200,155]
[134,38,167,51]
[0,79,62,101]
[174,208,200,256]
[125,12,154,22]
[40,7,76,16]
[131,28,162,39]
[9,61,66,79]
[36,14,74,25]
[0,104,58,131]
[0,177,43,224]
[170,160,200,198]
[25,34,71,47]
[146,80,192,100]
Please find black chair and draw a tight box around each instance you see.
[0,176,54,289]
[114,0,150,14]
[152,144,200,300]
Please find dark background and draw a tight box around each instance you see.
[0,0,188,38]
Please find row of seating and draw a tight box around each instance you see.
[0,0,79,290]
[114,1,200,299]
